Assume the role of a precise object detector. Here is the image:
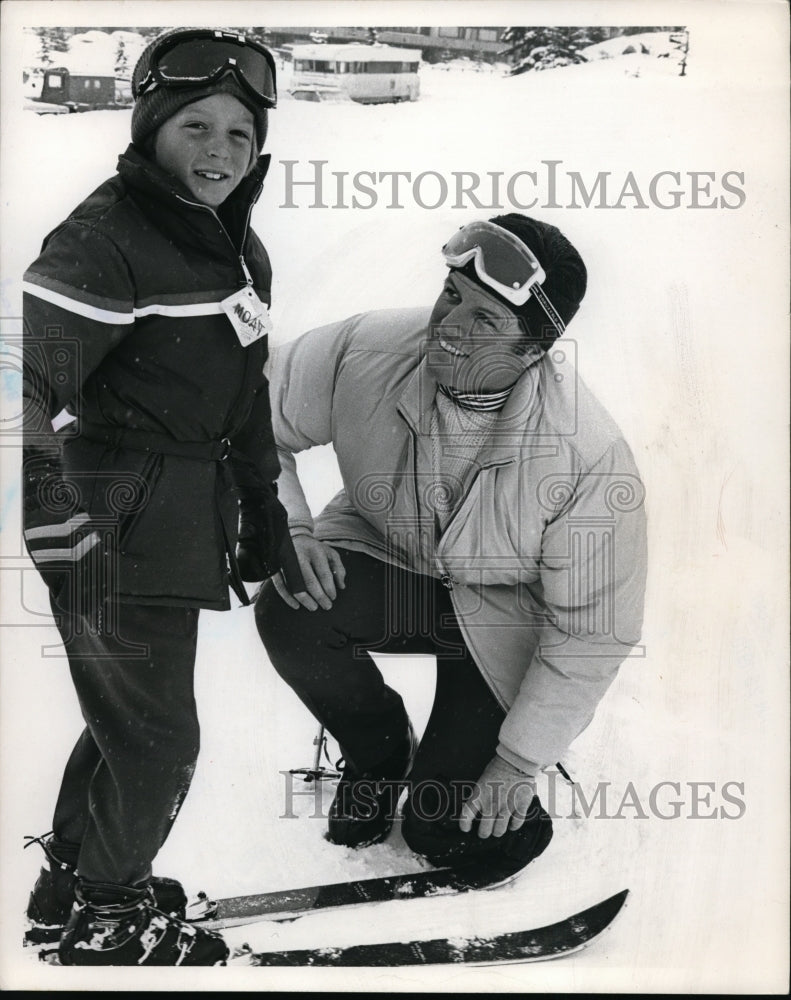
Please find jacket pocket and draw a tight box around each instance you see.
[117,452,164,550]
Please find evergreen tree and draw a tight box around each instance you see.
[571,27,609,49]
[500,26,607,74]
[115,38,129,77]
[669,28,689,77]
[33,27,54,67]
[248,26,272,46]
[135,27,165,44]
[227,26,269,44]
[49,27,70,54]
[623,25,681,36]
[33,26,70,67]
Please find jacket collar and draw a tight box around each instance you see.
[397,345,547,464]
[398,346,545,431]
[395,356,437,436]
[116,143,270,257]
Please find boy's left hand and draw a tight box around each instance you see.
[236,483,290,582]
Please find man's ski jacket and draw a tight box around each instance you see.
[269,309,648,768]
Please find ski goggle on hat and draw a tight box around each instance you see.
[134,29,277,108]
[442,221,547,307]
[442,221,566,336]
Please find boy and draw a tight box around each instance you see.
[22,28,300,966]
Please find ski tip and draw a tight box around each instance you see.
[589,888,630,924]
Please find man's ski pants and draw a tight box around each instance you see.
[256,548,552,868]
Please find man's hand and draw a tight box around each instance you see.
[459,755,537,839]
[272,534,346,611]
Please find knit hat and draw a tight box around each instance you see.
[456,214,587,348]
[131,29,270,154]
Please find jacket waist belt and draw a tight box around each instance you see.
[79,423,232,462]
[79,421,257,607]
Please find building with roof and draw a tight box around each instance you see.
[268,26,507,63]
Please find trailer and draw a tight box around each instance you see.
[291,44,421,103]
[34,67,129,112]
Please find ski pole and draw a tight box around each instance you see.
[289,723,341,782]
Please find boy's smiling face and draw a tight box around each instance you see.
[153,93,255,208]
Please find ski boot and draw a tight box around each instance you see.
[58,881,228,966]
[24,834,187,952]
[327,721,418,848]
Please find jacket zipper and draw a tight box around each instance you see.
[237,197,257,290]
[174,194,257,291]
[407,427,425,571]
[239,254,255,287]
[226,199,260,437]
[171,195,262,604]
[434,458,516,590]
[174,194,263,432]
[436,471,479,589]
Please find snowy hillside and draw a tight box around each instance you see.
[1,7,788,994]
[582,29,682,60]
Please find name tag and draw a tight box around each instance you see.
[220,287,272,347]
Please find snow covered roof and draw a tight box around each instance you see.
[291,43,422,62]
[24,28,149,76]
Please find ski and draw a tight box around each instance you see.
[233,889,629,966]
[193,858,528,930]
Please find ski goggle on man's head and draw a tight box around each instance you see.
[441,221,547,307]
[442,221,566,336]
[134,29,277,108]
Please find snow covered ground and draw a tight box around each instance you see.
[1,6,789,993]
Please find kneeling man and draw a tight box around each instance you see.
[254,214,647,875]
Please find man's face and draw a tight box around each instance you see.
[426,271,543,392]
[153,93,255,209]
